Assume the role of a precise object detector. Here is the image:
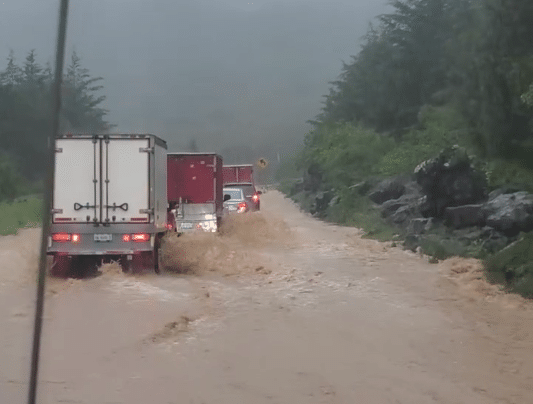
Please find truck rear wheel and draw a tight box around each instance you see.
[50,255,71,278]
[120,256,132,273]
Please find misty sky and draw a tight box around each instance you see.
[1,0,390,160]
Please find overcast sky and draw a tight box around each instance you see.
[0,0,390,161]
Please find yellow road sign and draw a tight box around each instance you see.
[257,158,268,168]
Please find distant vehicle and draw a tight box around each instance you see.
[222,164,254,185]
[47,134,168,275]
[223,187,250,214]
[167,153,224,233]
[222,164,261,211]
[223,182,262,211]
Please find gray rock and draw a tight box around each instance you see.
[390,205,419,226]
[414,146,488,217]
[368,177,407,204]
[381,199,406,217]
[380,192,423,218]
[443,204,485,229]
[328,195,339,208]
[482,192,533,235]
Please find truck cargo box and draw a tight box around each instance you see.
[47,134,168,274]
[222,164,254,185]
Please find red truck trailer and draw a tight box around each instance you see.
[222,164,261,211]
[222,164,254,185]
[167,153,223,232]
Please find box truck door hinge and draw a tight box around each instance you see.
[140,208,154,214]
[51,208,63,214]
[55,148,63,153]
[139,147,154,153]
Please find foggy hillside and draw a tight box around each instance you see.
[0,0,390,162]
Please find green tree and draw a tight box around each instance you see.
[62,51,111,132]
[0,50,22,87]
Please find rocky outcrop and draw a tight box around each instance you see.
[414,146,488,217]
[482,192,533,236]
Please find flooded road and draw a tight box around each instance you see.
[1,191,533,403]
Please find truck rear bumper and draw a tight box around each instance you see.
[47,249,143,256]
[177,218,218,233]
[46,226,159,255]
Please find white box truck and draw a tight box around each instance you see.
[47,134,168,276]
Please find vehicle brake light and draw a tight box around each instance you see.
[165,223,173,230]
[237,202,247,213]
[52,233,71,242]
[122,234,131,242]
[252,194,259,202]
[71,234,81,243]
[132,233,150,242]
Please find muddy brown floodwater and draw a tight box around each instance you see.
[1,191,533,403]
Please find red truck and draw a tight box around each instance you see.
[222,164,261,211]
[222,164,255,185]
[167,153,224,232]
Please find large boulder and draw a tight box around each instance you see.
[368,176,408,204]
[414,146,488,217]
[378,181,425,228]
[482,192,533,236]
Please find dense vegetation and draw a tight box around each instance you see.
[280,0,533,201]
[0,50,112,201]
[278,0,533,296]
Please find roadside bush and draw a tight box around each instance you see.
[301,122,395,189]
[0,155,25,201]
[378,106,472,176]
[326,186,397,241]
[484,232,533,298]
[484,159,533,193]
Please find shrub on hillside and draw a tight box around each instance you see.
[484,232,533,298]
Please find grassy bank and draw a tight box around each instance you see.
[0,195,42,236]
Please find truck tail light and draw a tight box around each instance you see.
[51,233,81,243]
[52,233,71,242]
[237,202,247,213]
[252,194,259,202]
[122,234,132,242]
[132,233,150,242]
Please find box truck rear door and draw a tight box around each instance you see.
[53,138,100,223]
[103,138,150,223]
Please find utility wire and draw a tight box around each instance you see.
[28,1,70,403]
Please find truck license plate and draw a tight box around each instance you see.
[228,205,237,211]
[94,234,112,242]
[181,223,193,229]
